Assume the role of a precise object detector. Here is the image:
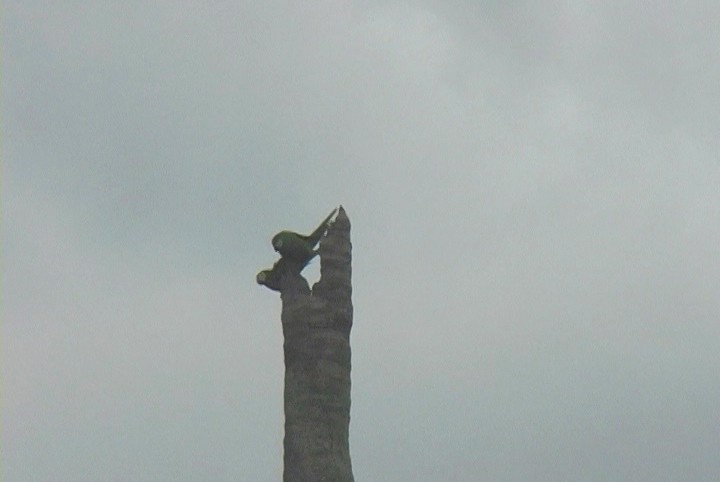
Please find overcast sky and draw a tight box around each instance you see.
[4,1,720,481]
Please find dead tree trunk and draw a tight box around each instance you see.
[266,207,354,482]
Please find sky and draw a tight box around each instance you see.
[4,1,720,480]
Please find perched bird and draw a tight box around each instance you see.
[272,208,337,263]
[257,257,293,291]
[256,269,281,291]
[256,257,310,292]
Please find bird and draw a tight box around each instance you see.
[256,256,310,292]
[271,208,337,263]
[256,269,281,291]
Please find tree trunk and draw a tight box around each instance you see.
[278,207,354,482]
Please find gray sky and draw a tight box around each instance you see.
[4,1,720,480]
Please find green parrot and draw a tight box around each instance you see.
[257,256,310,291]
[256,269,282,291]
[271,208,337,263]
[256,256,293,291]
[257,255,291,291]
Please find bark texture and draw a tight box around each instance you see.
[270,207,354,482]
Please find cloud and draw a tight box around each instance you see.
[5,1,720,480]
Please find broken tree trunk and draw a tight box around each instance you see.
[272,207,354,482]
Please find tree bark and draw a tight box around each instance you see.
[276,207,354,482]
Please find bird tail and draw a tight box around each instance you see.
[304,207,338,246]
